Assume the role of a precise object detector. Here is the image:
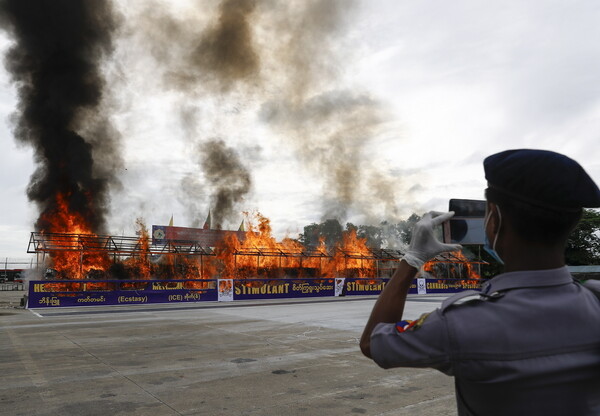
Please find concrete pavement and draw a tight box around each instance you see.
[0,292,457,416]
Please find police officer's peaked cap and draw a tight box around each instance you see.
[484,149,600,211]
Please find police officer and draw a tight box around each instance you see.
[360,149,600,416]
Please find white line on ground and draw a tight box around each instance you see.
[28,309,42,318]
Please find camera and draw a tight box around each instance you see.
[442,199,486,245]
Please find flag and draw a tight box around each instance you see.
[238,220,245,232]
[168,215,173,227]
[203,210,211,229]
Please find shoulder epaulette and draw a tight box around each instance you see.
[582,280,600,300]
[440,290,483,313]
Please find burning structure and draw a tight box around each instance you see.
[28,213,484,282]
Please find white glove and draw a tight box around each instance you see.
[402,211,462,270]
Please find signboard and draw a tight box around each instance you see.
[27,280,218,308]
[334,278,345,296]
[415,279,482,293]
[341,278,485,296]
[233,279,335,300]
[218,279,234,301]
[152,225,246,247]
[27,278,487,308]
[417,278,427,294]
[342,278,388,296]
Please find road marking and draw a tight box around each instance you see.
[29,309,43,318]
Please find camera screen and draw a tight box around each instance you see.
[443,199,486,245]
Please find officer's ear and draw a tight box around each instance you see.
[486,202,501,234]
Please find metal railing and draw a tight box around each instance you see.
[0,282,25,291]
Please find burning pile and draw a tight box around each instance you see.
[30,212,482,282]
[38,194,111,280]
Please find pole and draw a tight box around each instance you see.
[200,253,203,279]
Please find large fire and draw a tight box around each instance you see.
[39,193,111,279]
[34,209,481,282]
[423,250,481,280]
[215,213,330,279]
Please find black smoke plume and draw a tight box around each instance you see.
[199,139,251,229]
[0,0,121,233]
[190,0,259,91]
[153,0,260,94]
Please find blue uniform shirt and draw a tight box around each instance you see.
[370,267,600,415]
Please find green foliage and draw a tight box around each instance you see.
[299,219,343,248]
[299,215,423,250]
[321,219,343,247]
[565,209,600,265]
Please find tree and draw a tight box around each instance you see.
[299,223,321,247]
[378,214,422,249]
[299,219,344,249]
[357,224,383,248]
[321,219,343,248]
[565,209,600,265]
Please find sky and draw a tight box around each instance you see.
[1,0,600,261]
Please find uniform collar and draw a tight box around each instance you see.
[481,266,573,295]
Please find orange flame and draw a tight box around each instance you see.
[123,218,152,279]
[39,206,483,284]
[422,250,481,280]
[327,229,376,278]
[41,193,110,279]
[213,213,378,280]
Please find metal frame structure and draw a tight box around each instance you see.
[28,232,215,257]
[27,232,215,277]
[27,232,486,280]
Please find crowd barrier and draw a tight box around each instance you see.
[26,277,486,309]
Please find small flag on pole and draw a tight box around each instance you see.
[203,210,212,229]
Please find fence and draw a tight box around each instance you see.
[0,282,24,291]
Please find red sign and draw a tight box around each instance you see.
[152,225,245,247]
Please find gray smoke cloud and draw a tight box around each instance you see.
[261,90,396,220]
[126,0,259,227]
[258,0,407,222]
[176,103,253,229]
[176,105,207,228]
[119,0,410,228]
[189,0,260,91]
[156,0,262,93]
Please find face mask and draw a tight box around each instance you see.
[483,205,504,265]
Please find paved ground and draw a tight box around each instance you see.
[0,290,457,416]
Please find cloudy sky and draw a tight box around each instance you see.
[1,0,599,260]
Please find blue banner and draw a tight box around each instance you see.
[27,278,487,308]
[233,279,335,300]
[415,279,484,293]
[28,280,218,308]
[340,278,486,296]
[341,278,389,296]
